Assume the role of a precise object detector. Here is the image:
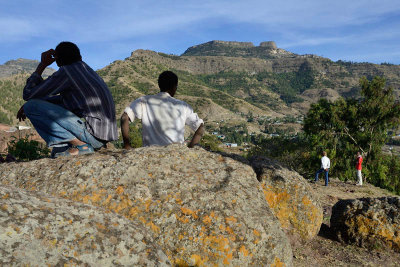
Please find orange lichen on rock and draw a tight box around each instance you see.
[147,222,160,233]
[225,216,237,224]
[115,186,124,195]
[181,207,198,219]
[202,215,212,225]
[239,245,249,257]
[271,257,285,267]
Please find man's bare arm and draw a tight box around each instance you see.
[188,123,204,148]
[121,112,132,149]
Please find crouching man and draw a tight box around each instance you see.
[17,42,118,157]
[121,71,204,148]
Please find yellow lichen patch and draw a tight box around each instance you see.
[191,254,207,266]
[225,216,237,224]
[139,216,146,224]
[115,186,124,195]
[114,197,133,213]
[103,194,113,205]
[174,258,189,266]
[239,245,249,257]
[128,206,140,217]
[2,193,9,199]
[59,191,67,197]
[203,215,212,225]
[232,199,237,204]
[270,257,285,267]
[146,221,160,233]
[223,252,233,264]
[89,191,104,203]
[148,173,153,178]
[1,204,8,211]
[175,213,190,223]
[175,198,183,205]
[75,161,81,166]
[253,229,261,237]
[181,207,198,219]
[144,199,152,212]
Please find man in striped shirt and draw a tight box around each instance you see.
[17,42,118,157]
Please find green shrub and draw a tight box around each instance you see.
[7,135,50,161]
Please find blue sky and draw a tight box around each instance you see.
[1,0,399,70]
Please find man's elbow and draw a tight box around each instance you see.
[121,113,130,124]
[196,123,205,136]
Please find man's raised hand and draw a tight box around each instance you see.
[41,49,56,66]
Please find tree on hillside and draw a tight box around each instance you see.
[304,76,400,181]
[250,76,400,194]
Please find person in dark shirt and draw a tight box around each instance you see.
[17,41,118,157]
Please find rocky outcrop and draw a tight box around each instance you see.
[0,185,170,266]
[249,156,323,240]
[0,145,293,266]
[0,59,55,78]
[330,197,400,252]
[260,41,278,49]
[182,40,295,59]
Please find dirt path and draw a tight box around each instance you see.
[292,178,400,266]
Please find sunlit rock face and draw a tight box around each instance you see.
[249,156,323,240]
[0,185,170,266]
[330,197,400,252]
[0,145,293,266]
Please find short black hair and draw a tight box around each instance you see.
[158,71,178,92]
[55,41,82,66]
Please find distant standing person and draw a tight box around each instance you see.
[314,151,330,186]
[356,151,363,186]
[17,41,118,157]
[121,71,204,148]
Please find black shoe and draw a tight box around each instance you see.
[50,144,70,158]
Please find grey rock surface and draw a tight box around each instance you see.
[0,185,170,266]
[330,197,400,252]
[0,145,293,266]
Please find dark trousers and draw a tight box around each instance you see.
[315,168,329,186]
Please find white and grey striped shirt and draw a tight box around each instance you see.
[23,61,118,141]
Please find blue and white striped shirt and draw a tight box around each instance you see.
[23,61,118,141]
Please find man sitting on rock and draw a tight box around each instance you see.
[17,42,118,157]
[121,71,204,148]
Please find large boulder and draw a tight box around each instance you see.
[249,156,323,240]
[0,145,293,266]
[0,185,170,266]
[330,197,400,252]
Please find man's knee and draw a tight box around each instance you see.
[24,99,46,115]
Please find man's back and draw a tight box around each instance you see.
[124,92,203,146]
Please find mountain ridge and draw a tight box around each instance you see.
[1,41,400,135]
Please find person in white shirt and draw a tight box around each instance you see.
[121,71,204,149]
[314,151,330,186]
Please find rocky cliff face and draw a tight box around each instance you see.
[0,145,327,266]
[182,40,295,59]
[0,59,55,78]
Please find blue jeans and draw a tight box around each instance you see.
[24,99,104,149]
[315,168,329,186]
